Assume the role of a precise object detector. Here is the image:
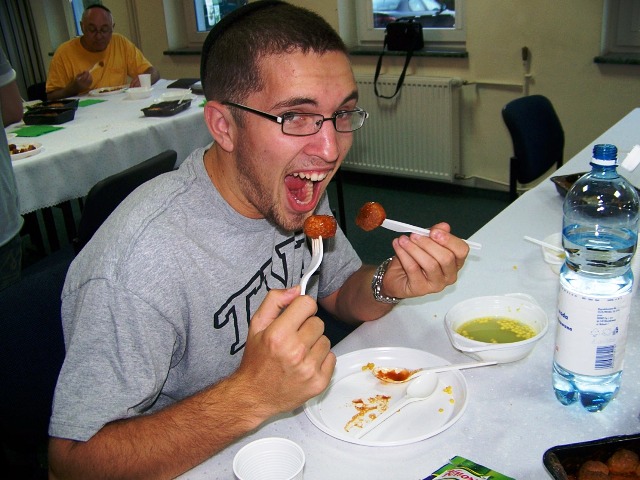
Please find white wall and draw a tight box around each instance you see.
[31,0,640,191]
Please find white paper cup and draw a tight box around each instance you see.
[233,437,305,480]
[541,232,565,275]
[138,74,151,89]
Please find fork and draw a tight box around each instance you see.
[300,237,323,295]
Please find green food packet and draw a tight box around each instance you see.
[423,456,516,480]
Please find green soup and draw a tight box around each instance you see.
[456,316,536,344]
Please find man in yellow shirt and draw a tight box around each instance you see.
[46,4,160,100]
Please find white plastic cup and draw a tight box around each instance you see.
[541,232,564,275]
[233,437,305,480]
[138,74,151,89]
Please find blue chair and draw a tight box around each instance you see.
[73,149,177,253]
[0,150,177,475]
[502,95,564,202]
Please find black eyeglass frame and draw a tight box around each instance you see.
[222,101,369,136]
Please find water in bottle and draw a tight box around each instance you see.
[552,144,639,412]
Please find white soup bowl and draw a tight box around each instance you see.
[444,293,549,363]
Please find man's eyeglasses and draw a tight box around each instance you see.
[85,26,113,35]
[223,101,369,137]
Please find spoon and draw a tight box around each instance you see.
[372,360,497,383]
[523,235,564,253]
[352,373,439,439]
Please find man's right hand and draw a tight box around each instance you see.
[73,71,93,93]
[234,287,336,418]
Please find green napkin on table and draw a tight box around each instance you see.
[79,99,107,107]
[13,125,64,137]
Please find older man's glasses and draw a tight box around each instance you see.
[223,102,369,136]
[85,26,113,35]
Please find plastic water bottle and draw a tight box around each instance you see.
[552,144,639,412]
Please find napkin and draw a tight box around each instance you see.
[13,125,64,137]
[620,145,640,172]
[79,99,107,107]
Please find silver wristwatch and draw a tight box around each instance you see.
[371,257,400,304]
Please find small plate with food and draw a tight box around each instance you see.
[9,142,42,160]
[89,85,128,96]
[304,347,468,447]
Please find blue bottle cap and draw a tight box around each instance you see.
[592,144,617,165]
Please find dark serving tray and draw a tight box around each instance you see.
[550,173,586,197]
[27,98,79,111]
[543,433,640,479]
[24,107,76,125]
[141,100,191,117]
[550,173,640,197]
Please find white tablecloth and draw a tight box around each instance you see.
[177,108,640,479]
[7,79,212,214]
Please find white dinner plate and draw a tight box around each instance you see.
[89,85,128,96]
[6,132,17,141]
[304,347,468,447]
[10,142,43,161]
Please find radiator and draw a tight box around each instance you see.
[344,75,462,182]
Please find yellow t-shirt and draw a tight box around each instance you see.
[46,33,153,94]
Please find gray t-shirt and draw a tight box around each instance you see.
[49,147,361,441]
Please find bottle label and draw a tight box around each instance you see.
[554,282,632,376]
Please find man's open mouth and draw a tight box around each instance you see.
[285,171,329,207]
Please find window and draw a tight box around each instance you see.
[182,0,247,45]
[69,0,105,36]
[355,0,465,51]
[602,0,640,55]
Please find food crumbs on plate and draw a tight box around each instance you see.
[443,385,453,395]
[512,265,518,270]
[344,395,390,432]
[449,398,455,404]
[362,362,375,372]
[438,408,444,413]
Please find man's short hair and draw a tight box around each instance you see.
[200,1,347,103]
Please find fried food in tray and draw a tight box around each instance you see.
[141,100,191,117]
[23,107,76,125]
[303,215,337,239]
[26,99,79,111]
[543,433,640,479]
[551,173,640,197]
[355,201,386,231]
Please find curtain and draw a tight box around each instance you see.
[0,0,46,99]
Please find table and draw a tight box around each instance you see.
[8,79,212,215]
[179,108,640,480]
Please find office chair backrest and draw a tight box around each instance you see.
[0,252,68,458]
[27,81,47,101]
[502,94,564,201]
[73,149,178,254]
